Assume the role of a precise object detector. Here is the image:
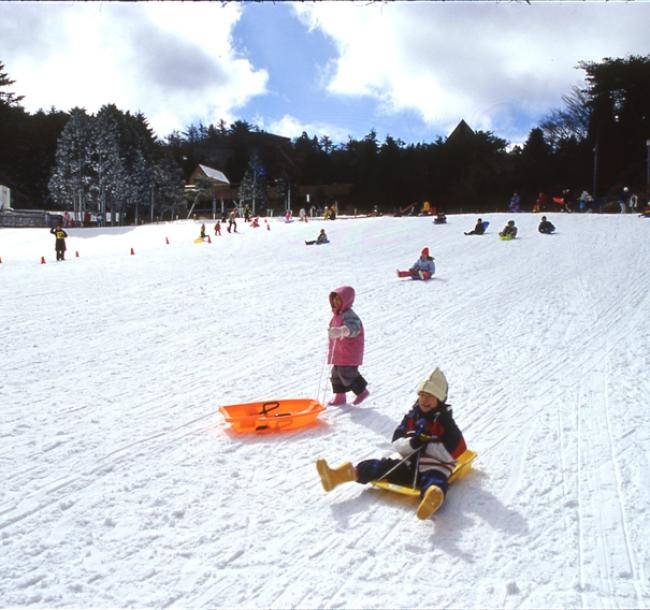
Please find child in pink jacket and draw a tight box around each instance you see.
[327,286,369,406]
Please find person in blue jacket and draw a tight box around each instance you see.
[396,247,435,280]
[316,367,467,519]
[305,229,329,245]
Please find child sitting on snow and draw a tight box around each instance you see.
[499,220,518,239]
[327,286,369,406]
[305,229,329,245]
[316,367,467,519]
[538,216,555,234]
[397,247,436,280]
[464,218,486,235]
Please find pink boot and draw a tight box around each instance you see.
[328,393,347,406]
[352,388,369,405]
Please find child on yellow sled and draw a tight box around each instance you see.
[316,367,467,519]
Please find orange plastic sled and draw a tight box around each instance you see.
[220,398,325,433]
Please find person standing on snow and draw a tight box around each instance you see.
[316,367,467,519]
[327,285,369,406]
[50,223,68,261]
[227,209,238,233]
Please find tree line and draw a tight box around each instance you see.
[1,55,649,217]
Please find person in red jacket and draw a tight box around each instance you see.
[316,367,466,519]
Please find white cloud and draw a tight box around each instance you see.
[262,113,351,143]
[291,1,650,141]
[0,1,268,137]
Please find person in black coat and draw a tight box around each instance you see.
[464,218,485,235]
[538,216,555,234]
[50,224,68,261]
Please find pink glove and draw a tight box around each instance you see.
[328,326,351,339]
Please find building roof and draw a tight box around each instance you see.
[196,164,230,185]
[446,119,475,144]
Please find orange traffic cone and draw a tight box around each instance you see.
[40,256,46,264]
[130,247,135,256]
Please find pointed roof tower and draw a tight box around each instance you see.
[446,119,475,145]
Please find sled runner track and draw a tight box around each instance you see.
[0,410,218,531]
[2,216,649,608]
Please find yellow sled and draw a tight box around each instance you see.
[194,237,205,244]
[370,449,477,497]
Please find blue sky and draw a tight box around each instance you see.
[1,1,649,147]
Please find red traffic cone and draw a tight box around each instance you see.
[165,236,170,245]
[207,234,212,244]
[40,256,46,264]
[130,247,135,256]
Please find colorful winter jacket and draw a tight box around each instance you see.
[327,285,364,366]
[411,256,436,276]
[392,402,466,479]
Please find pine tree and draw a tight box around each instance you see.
[48,108,94,215]
[0,61,24,107]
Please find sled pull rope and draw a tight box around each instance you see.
[259,402,280,416]
[377,445,423,483]
[316,336,337,405]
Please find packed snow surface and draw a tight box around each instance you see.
[1,213,649,609]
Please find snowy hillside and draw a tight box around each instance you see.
[1,213,649,608]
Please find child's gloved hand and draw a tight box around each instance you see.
[328,326,351,339]
[409,432,433,449]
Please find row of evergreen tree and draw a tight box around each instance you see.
[1,55,649,216]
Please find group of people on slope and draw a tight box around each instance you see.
[462,216,556,238]
[317,284,467,519]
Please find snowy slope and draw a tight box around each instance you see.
[1,213,649,609]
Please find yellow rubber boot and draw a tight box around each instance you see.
[416,485,444,520]
[316,459,356,492]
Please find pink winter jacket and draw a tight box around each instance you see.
[328,285,365,366]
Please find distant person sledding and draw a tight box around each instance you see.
[397,247,436,280]
[433,211,447,224]
[305,229,329,245]
[250,216,260,228]
[499,220,518,240]
[538,216,556,234]
[284,209,294,223]
[464,218,488,235]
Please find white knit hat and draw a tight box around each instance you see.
[417,367,448,402]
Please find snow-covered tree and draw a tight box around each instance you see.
[238,152,268,214]
[48,108,94,215]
